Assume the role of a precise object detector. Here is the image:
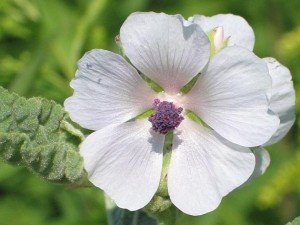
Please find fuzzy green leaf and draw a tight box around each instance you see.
[0,86,84,184]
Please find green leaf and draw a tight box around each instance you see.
[0,86,85,184]
[105,195,158,225]
[286,217,300,225]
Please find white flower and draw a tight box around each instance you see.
[64,12,293,216]
[190,13,295,183]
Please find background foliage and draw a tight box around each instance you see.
[0,0,300,224]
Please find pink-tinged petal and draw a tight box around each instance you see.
[168,119,255,216]
[263,58,295,146]
[64,49,157,130]
[243,147,270,186]
[81,120,164,210]
[190,14,255,50]
[185,46,279,147]
[120,12,210,94]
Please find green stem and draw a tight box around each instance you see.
[156,132,173,197]
[131,211,140,225]
[151,133,179,225]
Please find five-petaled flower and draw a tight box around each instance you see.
[65,12,295,216]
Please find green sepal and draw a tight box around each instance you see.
[139,73,164,93]
[134,109,155,121]
[0,86,85,184]
[180,74,201,95]
[185,110,208,127]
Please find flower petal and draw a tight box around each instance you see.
[190,14,255,50]
[243,147,270,186]
[185,46,279,147]
[81,120,164,210]
[64,49,156,130]
[168,119,255,216]
[263,58,295,146]
[120,12,210,94]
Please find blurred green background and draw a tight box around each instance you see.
[0,0,300,224]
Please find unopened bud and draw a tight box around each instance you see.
[144,195,172,214]
[213,26,225,51]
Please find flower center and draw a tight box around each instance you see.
[148,99,184,134]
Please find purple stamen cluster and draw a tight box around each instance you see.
[148,99,184,134]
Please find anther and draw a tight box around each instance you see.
[148,99,184,134]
